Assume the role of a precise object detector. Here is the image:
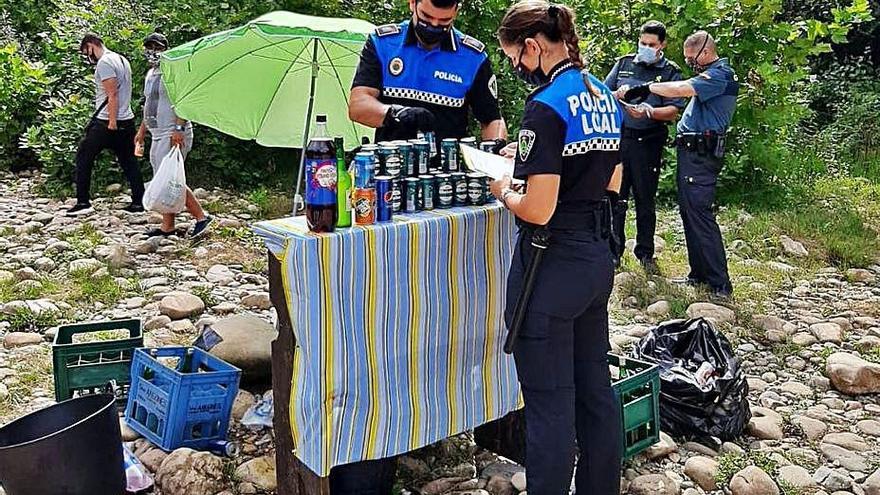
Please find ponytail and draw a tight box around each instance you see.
[498,1,601,95]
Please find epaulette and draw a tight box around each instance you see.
[665,59,682,71]
[375,24,401,37]
[460,35,485,53]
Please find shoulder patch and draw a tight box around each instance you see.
[375,24,401,37]
[460,35,485,53]
[665,59,682,71]
[518,130,536,162]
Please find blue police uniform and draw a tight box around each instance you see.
[352,21,501,142]
[507,61,622,494]
[676,57,738,294]
[605,54,684,264]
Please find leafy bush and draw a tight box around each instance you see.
[0,43,48,170]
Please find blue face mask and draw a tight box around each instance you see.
[636,44,660,64]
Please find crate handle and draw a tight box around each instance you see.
[56,318,143,344]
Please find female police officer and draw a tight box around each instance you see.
[491,1,623,493]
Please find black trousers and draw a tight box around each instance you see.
[676,146,732,293]
[506,229,622,495]
[75,118,144,205]
[612,128,667,261]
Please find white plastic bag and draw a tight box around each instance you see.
[143,146,187,214]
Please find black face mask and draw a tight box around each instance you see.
[414,14,451,46]
[686,34,710,73]
[514,43,549,86]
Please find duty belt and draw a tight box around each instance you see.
[520,200,610,237]
[621,126,668,140]
[675,131,726,158]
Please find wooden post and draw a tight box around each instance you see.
[269,252,328,495]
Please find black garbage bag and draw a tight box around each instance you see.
[632,317,751,440]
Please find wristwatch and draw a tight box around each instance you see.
[500,187,516,209]
[174,124,186,132]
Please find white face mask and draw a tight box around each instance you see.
[635,43,660,64]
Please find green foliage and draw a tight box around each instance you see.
[0,43,48,169]
[68,269,126,305]
[715,451,779,486]
[0,307,60,333]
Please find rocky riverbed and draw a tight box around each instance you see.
[0,171,878,495]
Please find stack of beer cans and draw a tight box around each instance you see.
[350,134,493,225]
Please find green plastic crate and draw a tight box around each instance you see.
[609,353,661,459]
[52,318,143,407]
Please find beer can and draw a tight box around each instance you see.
[467,172,487,206]
[460,137,477,148]
[419,175,435,210]
[482,175,494,204]
[441,138,459,173]
[391,178,403,213]
[404,177,419,212]
[354,152,375,188]
[378,146,401,177]
[354,188,376,225]
[423,131,437,157]
[451,172,468,206]
[395,142,415,177]
[479,141,497,153]
[435,174,454,208]
[412,140,430,175]
[375,176,393,222]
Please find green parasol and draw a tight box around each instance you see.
[160,11,376,209]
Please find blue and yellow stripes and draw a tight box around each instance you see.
[254,205,519,477]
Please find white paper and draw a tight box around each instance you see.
[458,144,523,183]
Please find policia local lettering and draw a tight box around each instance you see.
[566,91,622,135]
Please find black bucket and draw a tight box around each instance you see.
[0,393,125,495]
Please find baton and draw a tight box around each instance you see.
[504,227,551,354]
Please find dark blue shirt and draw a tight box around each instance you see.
[604,55,685,130]
[352,21,501,142]
[677,58,739,134]
[515,63,621,210]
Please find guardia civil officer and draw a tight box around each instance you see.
[348,0,507,145]
[491,2,622,493]
[624,31,738,297]
[604,21,685,272]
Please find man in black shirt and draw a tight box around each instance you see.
[348,0,506,144]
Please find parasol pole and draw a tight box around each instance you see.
[293,39,321,215]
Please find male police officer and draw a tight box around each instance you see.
[624,31,738,297]
[605,21,684,272]
[348,0,507,144]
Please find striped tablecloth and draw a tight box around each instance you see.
[253,205,520,477]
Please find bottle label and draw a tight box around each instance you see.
[305,158,337,205]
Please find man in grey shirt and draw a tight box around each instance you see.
[68,33,145,216]
[135,33,213,238]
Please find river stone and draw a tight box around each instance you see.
[234,456,277,491]
[159,293,205,320]
[826,352,880,395]
[779,465,817,490]
[155,448,225,495]
[730,466,778,495]
[820,443,869,472]
[811,322,844,344]
[683,456,718,491]
[203,314,276,381]
[627,474,680,495]
[686,303,735,324]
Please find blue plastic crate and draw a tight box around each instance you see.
[124,347,241,452]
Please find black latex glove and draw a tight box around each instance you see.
[490,138,507,155]
[384,105,436,133]
[623,84,652,104]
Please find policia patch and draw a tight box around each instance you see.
[389,57,404,76]
[518,130,536,162]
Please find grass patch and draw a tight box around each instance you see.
[715,451,779,486]
[66,270,127,305]
[0,226,14,237]
[0,345,54,420]
[0,307,60,332]
[190,285,217,309]
[242,256,268,275]
[0,276,63,303]
[58,223,104,254]
[202,197,233,216]
[248,187,294,220]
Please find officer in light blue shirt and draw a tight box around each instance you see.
[624,31,739,297]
